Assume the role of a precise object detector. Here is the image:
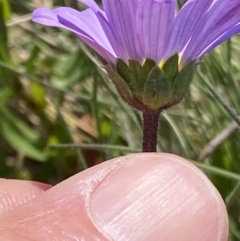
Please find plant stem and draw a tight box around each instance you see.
[142,109,160,152]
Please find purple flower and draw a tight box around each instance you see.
[33,0,240,67]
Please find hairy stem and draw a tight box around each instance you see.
[142,109,160,152]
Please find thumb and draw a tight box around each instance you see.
[0,153,228,241]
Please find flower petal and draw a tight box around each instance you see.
[53,7,113,51]
[77,0,104,14]
[164,0,213,60]
[32,8,116,63]
[136,0,176,63]
[183,0,240,64]
[78,0,128,60]
[102,0,143,61]
[32,8,64,27]
[200,23,240,57]
[195,6,240,57]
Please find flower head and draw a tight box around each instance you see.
[32,0,240,111]
[33,0,240,67]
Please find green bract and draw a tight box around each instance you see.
[105,54,195,111]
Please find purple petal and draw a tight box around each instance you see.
[200,23,240,57]
[182,0,240,64]
[164,0,213,60]
[78,0,128,60]
[53,7,113,51]
[32,8,116,63]
[77,0,104,14]
[136,0,175,63]
[102,0,143,61]
[93,11,128,60]
[195,6,240,57]
[33,8,64,27]
[75,34,117,64]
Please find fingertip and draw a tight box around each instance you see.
[89,153,229,241]
[0,179,51,214]
[0,154,229,241]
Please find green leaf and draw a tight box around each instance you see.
[0,107,39,141]
[0,87,12,105]
[104,65,134,105]
[170,61,195,105]
[30,82,47,108]
[128,60,148,101]
[25,45,41,73]
[0,107,46,161]
[116,59,135,87]
[143,66,172,110]
[116,59,156,103]
[191,160,240,181]
[162,54,179,82]
[143,59,156,74]
[1,0,11,21]
[52,49,93,89]
[0,1,11,63]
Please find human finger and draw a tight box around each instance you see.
[0,153,228,241]
[0,178,51,215]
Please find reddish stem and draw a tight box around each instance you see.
[142,109,160,152]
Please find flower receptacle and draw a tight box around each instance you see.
[105,55,195,112]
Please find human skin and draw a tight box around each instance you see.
[0,153,228,241]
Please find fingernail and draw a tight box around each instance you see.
[89,153,228,241]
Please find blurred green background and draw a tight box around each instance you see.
[0,0,240,239]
